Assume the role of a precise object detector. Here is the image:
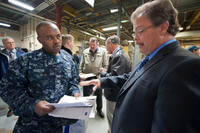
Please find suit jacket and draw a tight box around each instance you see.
[0,48,25,79]
[101,46,131,101]
[1,48,25,58]
[100,41,200,133]
[0,53,8,79]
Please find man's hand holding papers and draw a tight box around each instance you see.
[48,95,96,120]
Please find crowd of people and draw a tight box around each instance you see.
[0,0,200,133]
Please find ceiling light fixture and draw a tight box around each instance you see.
[81,31,94,36]
[110,9,118,13]
[121,20,129,23]
[0,22,11,27]
[99,36,106,40]
[179,27,183,31]
[84,0,95,7]
[128,40,134,43]
[102,26,122,31]
[8,0,34,11]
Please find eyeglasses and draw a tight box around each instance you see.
[132,25,153,37]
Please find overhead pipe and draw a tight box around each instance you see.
[0,2,56,24]
[117,0,122,37]
[186,11,200,30]
[56,4,63,31]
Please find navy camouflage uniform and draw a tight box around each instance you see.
[0,48,80,133]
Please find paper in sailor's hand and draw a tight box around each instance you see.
[79,80,93,87]
[48,95,96,120]
[79,73,96,80]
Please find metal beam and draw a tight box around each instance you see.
[0,2,55,23]
[117,0,122,37]
[72,3,118,21]
[186,11,200,30]
[63,4,79,17]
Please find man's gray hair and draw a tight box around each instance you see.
[131,0,179,36]
[2,36,13,43]
[89,37,98,43]
[62,34,74,46]
[106,35,120,45]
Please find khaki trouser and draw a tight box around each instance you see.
[106,100,116,132]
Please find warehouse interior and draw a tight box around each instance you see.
[1,0,200,133]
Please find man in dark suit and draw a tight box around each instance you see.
[1,37,25,62]
[100,35,131,133]
[0,37,25,117]
[80,0,200,133]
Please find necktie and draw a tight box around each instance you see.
[8,51,15,62]
[136,56,149,72]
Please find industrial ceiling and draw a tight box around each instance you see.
[0,0,200,43]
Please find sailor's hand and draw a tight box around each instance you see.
[34,101,55,116]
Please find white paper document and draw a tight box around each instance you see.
[48,95,96,120]
[79,73,96,80]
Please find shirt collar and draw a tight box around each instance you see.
[6,48,16,54]
[61,46,72,55]
[147,39,176,60]
[112,46,121,55]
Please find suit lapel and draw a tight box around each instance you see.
[119,41,179,97]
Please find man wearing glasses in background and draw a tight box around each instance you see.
[80,0,200,133]
[0,37,25,117]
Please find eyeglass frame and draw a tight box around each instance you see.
[132,25,154,37]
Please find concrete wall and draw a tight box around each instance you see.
[19,18,42,51]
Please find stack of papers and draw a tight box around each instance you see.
[48,95,96,120]
[79,73,96,80]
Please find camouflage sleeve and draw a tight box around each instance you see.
[0,58,37,117]
[67,61,80,96]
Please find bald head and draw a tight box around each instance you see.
[36,21,59,37]
[36,21,62,55]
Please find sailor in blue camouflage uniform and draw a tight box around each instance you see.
[0,21,80,133]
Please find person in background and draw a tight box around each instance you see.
[0,21,80,133]
[79,37,108,118]
[0,53,8,79]
[62,34,74,57]
[80,0,200,133]
[1,37,25,62]
[61,33,82,133]
[0,37,25,117]
[187,45,200,56]
[21,48,29,53]
[73,51,81,68]
[100,35,131,133]
[62,34,80,76]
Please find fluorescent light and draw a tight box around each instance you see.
[99,36,106,40]
[128,40,134,43]
[81,31,94,36]
[179,27,183,31]
[95,34,106,40]
[8,0,34,11]
[84,0,95,7]
[92,29,102,34]
[102,26,122,31]
[0,22,11,27]
[121,20,129,23]
[110,9,118,13]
